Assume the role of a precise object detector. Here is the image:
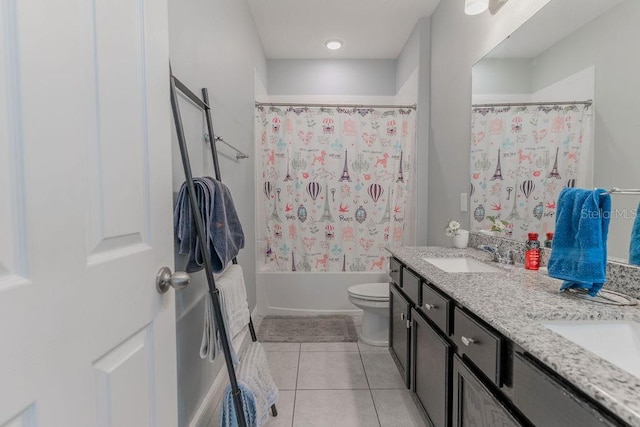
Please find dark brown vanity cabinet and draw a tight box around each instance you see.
[390,283,411,388]
[389,256,627,427]
[412,308,453,427]
[452,355,521,427]
[512,353,621,427]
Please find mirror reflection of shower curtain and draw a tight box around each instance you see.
[255,105,416,272]
[469,103,592,241]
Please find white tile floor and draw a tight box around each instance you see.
[262,341,425,427]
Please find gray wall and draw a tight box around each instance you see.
[530,0,640,261]
[428,0,552,246]
[397,18,431,244]
[168,0,266,424]
[267,59,396,96]
[473,58,533,95]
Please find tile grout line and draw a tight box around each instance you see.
[358,344,383,427]
[290,344,301,427]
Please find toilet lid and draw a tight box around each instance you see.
[348,282,389,301]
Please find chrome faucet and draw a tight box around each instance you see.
[477,245,515,265]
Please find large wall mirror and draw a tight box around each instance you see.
[471,0,640,265]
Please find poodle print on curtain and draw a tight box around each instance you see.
[470,103,592,241]
[256,105,416,272]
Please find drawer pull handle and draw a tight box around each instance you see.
[461,336,476,346]
[424,303,437,310]
[400,313,406,321]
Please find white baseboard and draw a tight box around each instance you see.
[188,306,258,427]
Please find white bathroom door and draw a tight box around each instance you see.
[0,0,178,426]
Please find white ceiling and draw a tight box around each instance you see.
[246,0,441,59]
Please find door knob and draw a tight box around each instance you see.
[156,266,191,294]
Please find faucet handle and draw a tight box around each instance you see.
[477,245,499,262]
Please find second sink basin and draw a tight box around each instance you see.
[543,320,640,379]
[423,257,502,273]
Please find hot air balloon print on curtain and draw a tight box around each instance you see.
[521,180,535,200]
[264,181,272,199]
[368,183,383,203]
[307,182,321,201]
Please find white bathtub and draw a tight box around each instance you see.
[256,271,389,316]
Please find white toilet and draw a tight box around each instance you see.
[347,282,390,346]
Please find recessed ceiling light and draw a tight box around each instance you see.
[325,39,342,50]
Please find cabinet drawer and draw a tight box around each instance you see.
[420,282,451,335]
[513,353,620,427]
[401,267,421,306]
[453,307,503,386]
[389,258,402,286]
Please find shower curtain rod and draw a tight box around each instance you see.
[473,100,593,108]
[255,101,417,110]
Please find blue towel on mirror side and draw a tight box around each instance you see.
[548,188,611,296]
[220,342,279,427]
[629,201,640,266]
[174,177,245,273]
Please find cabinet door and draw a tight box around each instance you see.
[452,355,522,427]
[390,284,411,388]
[513,353,620,427]
[412,308,453,427]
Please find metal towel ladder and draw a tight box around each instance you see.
[170,74,276,427]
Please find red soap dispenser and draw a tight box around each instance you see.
[525,232,540,270]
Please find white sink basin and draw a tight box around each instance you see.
[423,257,502,273]
[544,320,640,378]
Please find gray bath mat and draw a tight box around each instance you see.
[257,315,358,342]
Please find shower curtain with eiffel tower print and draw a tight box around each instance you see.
[256,105,416,272]
[470,103,592,242]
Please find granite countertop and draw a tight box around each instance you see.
[388,246,640,426]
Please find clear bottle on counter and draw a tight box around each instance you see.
[525,232,540,270]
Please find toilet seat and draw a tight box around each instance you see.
[347,282,389,301]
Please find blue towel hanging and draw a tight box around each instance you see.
[629,201,640,265]
[548,188,611,296]
[174,177,245,273]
